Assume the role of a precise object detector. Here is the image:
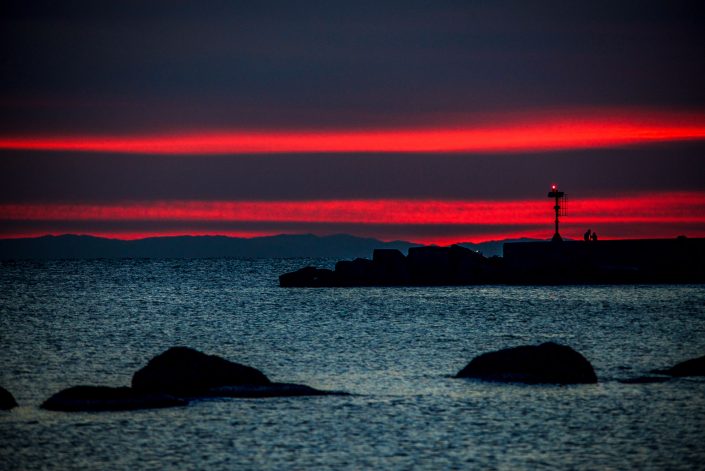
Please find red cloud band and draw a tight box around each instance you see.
[1,113,705,154]
[2,192,704,225]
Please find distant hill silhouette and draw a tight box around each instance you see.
[0,234,544,260]
[0,234,411,260]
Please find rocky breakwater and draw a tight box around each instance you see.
[280,245,503,287]
[455,342,598,384]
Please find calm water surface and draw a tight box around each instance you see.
[1,259,704,469]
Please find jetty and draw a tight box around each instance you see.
[280,186,705,286]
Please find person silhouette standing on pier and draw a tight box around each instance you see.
[584,229,592,242]
[591,232,598,242]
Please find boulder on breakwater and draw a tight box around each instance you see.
[40,386,187,412]
[652,354,705,377]
[455,342,598,384]
[132,346,346,397]
[0,386,18,410]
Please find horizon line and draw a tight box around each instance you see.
[1,231,698,244]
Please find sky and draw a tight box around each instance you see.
[1,0,704,244]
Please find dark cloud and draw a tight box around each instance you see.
[1,143,703,204]
[2,0,704,133]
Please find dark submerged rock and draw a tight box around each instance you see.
[132,347,345,398]
[279,266,337,287]
[40,386,187,412]
[455,342,598,384]
[206,383,348,398]
[619,376,671,384]
[652,354,705,377]
[132,346,270,395]
[0,386,18,410]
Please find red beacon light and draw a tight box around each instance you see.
[547,184,563,198]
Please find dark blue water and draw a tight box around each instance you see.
[1,259,704,469]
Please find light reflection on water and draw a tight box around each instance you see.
[1,259,704,469]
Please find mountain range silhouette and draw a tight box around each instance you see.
[0,234,541,260]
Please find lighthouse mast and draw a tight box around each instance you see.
[547,184,565,242]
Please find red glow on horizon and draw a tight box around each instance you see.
[3,192,704,225]
[1,110,705,154]
[2,191,705,244]
[0,229,554,245]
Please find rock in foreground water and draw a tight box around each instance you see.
[132,346,347,397]
[652,354,705,377]
[41,386,188,412]
[0,386,18,410]
[132,346,271,395]
[456,342,598,384]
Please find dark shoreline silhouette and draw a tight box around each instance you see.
[280,237,705,286]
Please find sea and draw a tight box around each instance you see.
[1,258,704,470]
